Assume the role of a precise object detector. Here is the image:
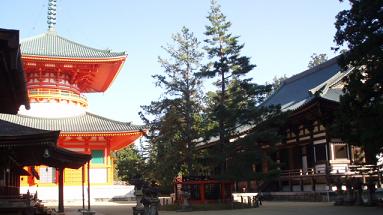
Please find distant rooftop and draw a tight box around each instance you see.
[262,56,349,111]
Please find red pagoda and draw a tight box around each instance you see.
[0,0,145,200]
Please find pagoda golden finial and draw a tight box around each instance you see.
[47,0,57,31]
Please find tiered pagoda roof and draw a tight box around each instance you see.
[20,30,127,93]
[0,112,145,151]
[21,31,125,59]
[0,112,145,134]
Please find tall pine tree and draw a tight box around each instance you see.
[140,27,204,188]
[200,0,281,180]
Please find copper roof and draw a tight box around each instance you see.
[21,31,126,58]
[0,112,145,133]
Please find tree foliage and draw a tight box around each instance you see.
[308,53,328,68]
[333,0,383,162]
[266,75,288,95]
[139,27,204,190]
[119,1,285,189]
[115,145,146,182]
[199,0,283,181]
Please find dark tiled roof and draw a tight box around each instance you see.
[0,112,145,133]
[262,57,346,111]
[21,31,126,58]
[0,119,90,169]
[0,119,56,137]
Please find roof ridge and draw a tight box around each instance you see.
[308,72,340,95]
[309,67,353,96]
[261,55,341,108]
[327,67,353,88]
[284,56,339,85]
[20,31,127,58]
[20,32,49,43]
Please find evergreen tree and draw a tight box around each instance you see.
[266,74,288,95]
[200,0,254,174]
[333,0,383,163]
[115,145,146,183]
[139,27,204,189]
[308,53,328,68]
[200,0,282,180]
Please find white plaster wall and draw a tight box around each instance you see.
[18,103,86,118]
[232,193,258,203]
[20,185,135,201]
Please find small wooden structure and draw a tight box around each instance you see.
[174,176,233,204]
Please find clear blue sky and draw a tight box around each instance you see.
[1,0,349,124]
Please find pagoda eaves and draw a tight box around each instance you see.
[21,31,127,93]
[21,31,125,59]
[0,112,146,151]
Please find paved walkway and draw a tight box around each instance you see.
[52,201,382,215]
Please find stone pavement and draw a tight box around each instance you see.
[53,201,382,215]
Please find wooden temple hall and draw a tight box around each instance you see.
[259,57,382,194]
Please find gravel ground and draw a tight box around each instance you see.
[51,201,382,215]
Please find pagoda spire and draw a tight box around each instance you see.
[47,0,57,31]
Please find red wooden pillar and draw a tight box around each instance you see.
[58,168,64,213]
[220,183,225,202]
[200,182,205,204]
[87,161,91,211]
[82,165,85,210]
